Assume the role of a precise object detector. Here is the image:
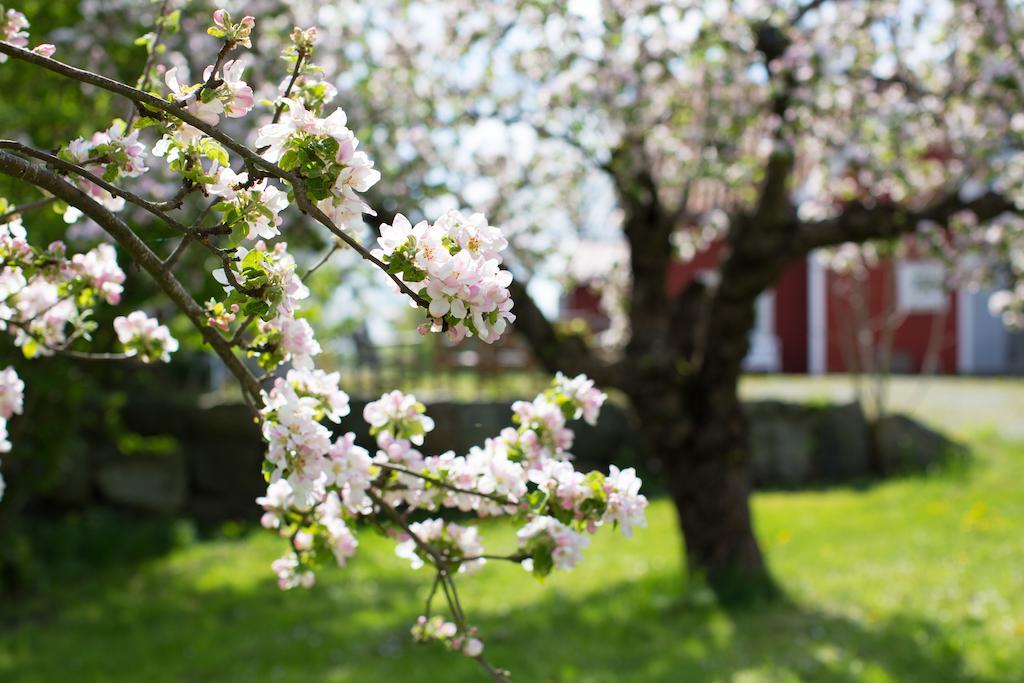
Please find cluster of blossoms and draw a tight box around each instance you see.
[58,121,147,221]
[207,166,288,241]
[0,207,138,358]
[148,13,256,187]
[0,365,24,500]
[255,98,381,228]
[374,210,515,343]
[276,27,337,114]
[163,60,254,130]
[1,7,28,56]
[395,519,485,574]
[256,367,368,588]
[113,311,178,363]
[213,241,320,371]
[255,371,647,603]
[411,616,484,660]
[207,9,254,49]
[0,198,178,493]
[516,515,590,574]
[173,14,382,378]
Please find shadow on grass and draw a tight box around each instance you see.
[475,574,997,683]
[0,508,190,606]
[0,553,1000,683]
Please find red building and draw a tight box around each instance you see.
[563,240,1020,375]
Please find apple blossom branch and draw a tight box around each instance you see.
[5,319,132,361]
[376,462,518,507]
[0,139,269,304]
[0,11,648,680]
[0,40,429,309]
[125,0,176,126]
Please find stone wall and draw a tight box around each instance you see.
[43,398,964,518]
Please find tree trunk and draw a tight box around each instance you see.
[670,453,765,592]
[640,226,787,601]
[627,367,774,603]
[673,389,772,601]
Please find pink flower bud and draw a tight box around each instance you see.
[463,638,484,658]
[294,531,314,551]
[32,44,55,57]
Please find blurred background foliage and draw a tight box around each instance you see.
[0,0,217,590]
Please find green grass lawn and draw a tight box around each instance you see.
[2,424,1022,682]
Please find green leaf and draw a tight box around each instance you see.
[261,459,275,482]
[21,338,40,359]
[131,116,159,130]
[279,150,300,171]
[163,9,181,31]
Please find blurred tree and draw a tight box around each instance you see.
[281,0,1024,597]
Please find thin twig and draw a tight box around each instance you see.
[0,196,56,224]
[161,234,192,271]
[301,242,339,282]
[126,0,175,126]
[271,49,308,125]
[152,181,196,210]
[424,571,441,618]
[458,553,529,563]
[4,320,134,361]
[196,41,236,98]
[228,313,258,345]
[43,347,133,361]
[377,462,518,506]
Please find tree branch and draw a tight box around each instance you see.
[377,462,517,507]
[0,140,195,235]
[300,241,339,283]
[797,190,1019,252]
[507,277,620,387]
[791,0,833,26]
[126,0,175,126]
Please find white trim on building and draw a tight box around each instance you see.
[808,251,827,375]
[957,287,975,374]
[744,290,781,372]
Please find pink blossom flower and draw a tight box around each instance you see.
[113,311,179,363]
